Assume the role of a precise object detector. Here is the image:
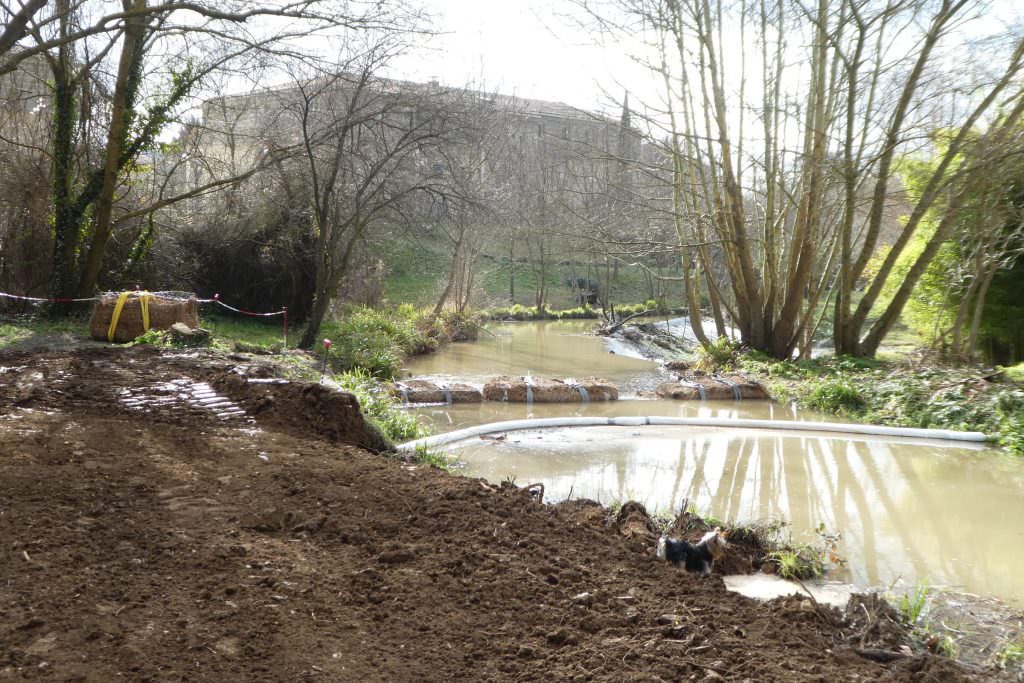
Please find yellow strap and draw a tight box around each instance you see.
[139,291,151,333]
[107,291,132,343]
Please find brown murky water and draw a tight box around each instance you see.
[407,321,1024,606]
[404,319,667,394]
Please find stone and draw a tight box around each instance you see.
[168,323,212,347]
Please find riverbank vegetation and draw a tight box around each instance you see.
[737,352,1024,455]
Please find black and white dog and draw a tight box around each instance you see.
[656,528,729,574]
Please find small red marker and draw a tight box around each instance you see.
[321,338,332,381]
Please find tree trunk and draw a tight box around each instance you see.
[49,0,81,300]
[965,261,997,358]
[77,0,148,296]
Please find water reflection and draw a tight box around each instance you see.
[443,424,1024,605]
[407,320,1024,605]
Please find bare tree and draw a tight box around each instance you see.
[263,46,477,346]
[2,0,427,298]
[577,0,1024,358]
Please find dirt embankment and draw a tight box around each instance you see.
[0,347,998,681]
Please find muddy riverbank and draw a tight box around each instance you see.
[0,345,998,681]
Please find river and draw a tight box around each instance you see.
[404,320,1024,606]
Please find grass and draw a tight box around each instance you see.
[997,641,1024,671]
[767,547,824,581]
[483,300,677,321]
[898,581,930,625]
[0,313,95,351]
[408,444,453,470]
[1003,363,1024,384]
[203,314,288,350]
[333,367,428,443]
[373,231,687,310]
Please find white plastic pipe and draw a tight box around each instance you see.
[396,416,990,452]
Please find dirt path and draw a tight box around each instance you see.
[0,347,997,681]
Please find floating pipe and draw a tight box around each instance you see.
[396,416,990,452]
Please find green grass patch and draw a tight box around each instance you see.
[997,641,1024,671]
[898,581,930,625]
[409,443,453,470]
[1003,363,1024,384]
[0,314,92,350]
[484,300,678,321]
[333,368,428,443]
[203,314,287,350]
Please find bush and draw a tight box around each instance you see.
[334,368,428,443]
[740,350,1024,455]
[429,309,482,343]
[805,378,867,414]
[320,306,431,379]
[694,336,741,373]
[767,546,824,580]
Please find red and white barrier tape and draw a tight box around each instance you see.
[1,289,289,348]
[0,291,98,303]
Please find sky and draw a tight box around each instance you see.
[387,0,1024,122]
[389,1,632,115]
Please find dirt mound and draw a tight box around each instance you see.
[214,372,391,452]
[656,373,771,400]
[392,379,483,404]
[0,346,997,681]
[483,375,618,402]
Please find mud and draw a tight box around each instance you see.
[0,346,1002,681]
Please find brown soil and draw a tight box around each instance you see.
[0,346,1000,681]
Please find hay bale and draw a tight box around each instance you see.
[482,376,618,403]
[655,374,770,400]
[392,379,482,404]
[89,292,199,343]
[577,378,618,401]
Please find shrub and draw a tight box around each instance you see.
[131,328,169,346]
[431,309,481,342]
[334,368,428,443]
[805,378,867,414]
[320,306,430,379]
[997,641,1024,670]
[694,336,741,373]
[767,545,824,580]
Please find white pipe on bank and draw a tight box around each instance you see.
[395,416,990,452]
